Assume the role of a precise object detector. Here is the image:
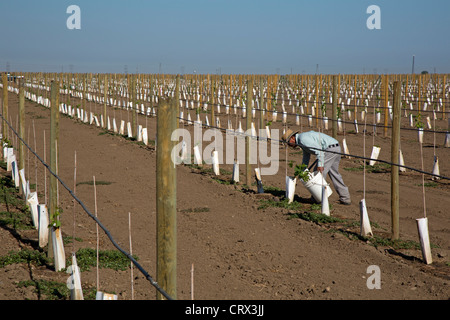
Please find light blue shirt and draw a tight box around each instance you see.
[295,131,338,167]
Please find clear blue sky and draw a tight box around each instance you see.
[1,0,449,74]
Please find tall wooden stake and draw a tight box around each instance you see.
[94,176,99,292]
[315,75,319,128]
[156,96,177,300]
[48,81,60,258]
[391,81,401,240]
[443,75,446,120]
[259,77,264,132]
[103,74,108,128]
[175,75,180,129]
[211,78,215,127]
[18,78,26,180]
[131,74,137,138]
[2,72,8,142]
[383,75,389,137]
[332,75,338,139]
[128,212,134,300]
[246,79,253,187]
[191,263,194,300]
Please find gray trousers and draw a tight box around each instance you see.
[313,145,351,202]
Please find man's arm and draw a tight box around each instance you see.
[301,148,311,167]
[309,148,324,172]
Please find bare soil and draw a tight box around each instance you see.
[0,88,449,301]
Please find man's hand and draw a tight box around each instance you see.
[317,166,324,173]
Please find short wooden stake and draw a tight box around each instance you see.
[129,212,134,300]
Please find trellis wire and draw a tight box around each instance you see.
[176,115,450,181]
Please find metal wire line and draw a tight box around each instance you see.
[0,112,174,301]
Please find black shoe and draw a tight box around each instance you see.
[339,199,351,205]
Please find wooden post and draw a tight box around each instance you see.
[354,75,358,122]
[67,73,72,115]
[48,81,60,257]
[175,75,180,128]
[418,74,421,114]
[2,72,8,142]
[259,77,264,132]
[131,74,137,137]
[332,75,338,139]
[318,74,323,127]
[306,75,310,115]
[338,75,341,107]
[229,74,233,106]
[103,74,108,128]
[391,81,401,240]
[156,97,177,300]
[211,78,215,127]
[246,79,253,187]
[199,75,203,110]
[315,75,319,127]
[443,75,446,120]
[18,79,25,193]
[383,75,389,137]
[82,74,86,113]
